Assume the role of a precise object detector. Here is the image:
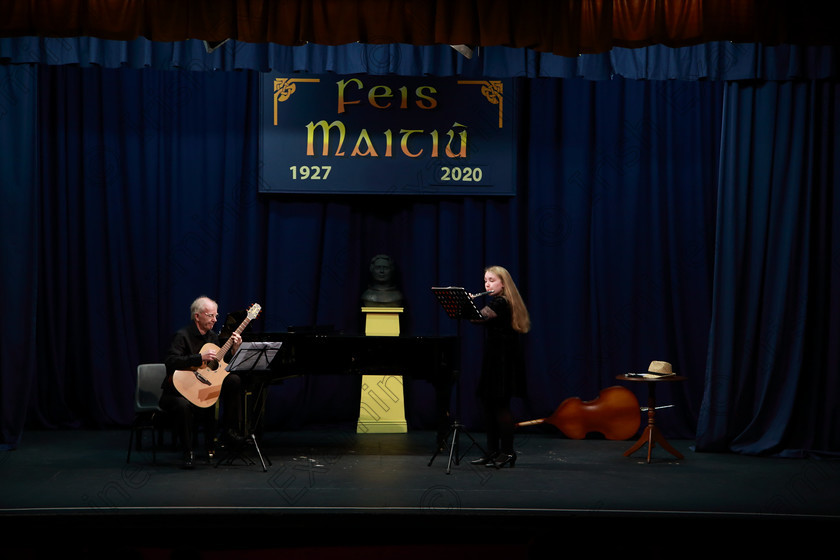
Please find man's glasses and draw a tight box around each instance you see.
[203,313,219,319]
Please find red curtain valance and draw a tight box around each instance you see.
[0,0,835,56]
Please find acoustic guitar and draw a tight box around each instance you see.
[173,303,261,408]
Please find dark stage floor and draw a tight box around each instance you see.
[1,427,838,558]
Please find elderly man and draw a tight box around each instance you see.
[160,296,244,469]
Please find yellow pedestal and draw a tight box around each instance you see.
[357,307,407,433]
[361,307,403,336]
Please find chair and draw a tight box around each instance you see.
[126,363,168,463]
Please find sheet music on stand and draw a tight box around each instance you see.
[226,341,282,372]
[431,286,483,321]
[219,341,282,472]
[428,285,488,473]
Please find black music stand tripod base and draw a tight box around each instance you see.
[428,420,487,474]
[215,434,269,472]
[428,287,488,473]
[214,342,280,472]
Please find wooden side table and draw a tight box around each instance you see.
[616,374,687,463]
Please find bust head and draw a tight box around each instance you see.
[369,255,395,286]
[361,254,403,306]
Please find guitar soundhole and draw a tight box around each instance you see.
[207,360,219,371]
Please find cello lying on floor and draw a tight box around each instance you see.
[516,385,641,440]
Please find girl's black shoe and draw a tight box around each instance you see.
[487,452,516,468]
[470,451,499,465]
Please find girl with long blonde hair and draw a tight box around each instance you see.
[471,265,530,468]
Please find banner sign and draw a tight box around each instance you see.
[259,74,517,195]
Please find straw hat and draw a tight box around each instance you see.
[646,360,675,375]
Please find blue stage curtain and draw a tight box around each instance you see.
[519,77,723,440]
[1,64,723,444]
[1,46,838,457]
[1,37,837,80]
[697,80,840,457]
[0,64,39,449]
[26,65,262,432]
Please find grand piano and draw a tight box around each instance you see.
[242,328,460,439]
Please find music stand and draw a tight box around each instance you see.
[428,287,488,473]
[215,341,281,472]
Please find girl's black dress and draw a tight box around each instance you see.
[476,296,526,401]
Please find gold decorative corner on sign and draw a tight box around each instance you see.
[273,78,321,125]
[457,80,504,128]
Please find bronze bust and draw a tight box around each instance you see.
[361,254,404,307]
